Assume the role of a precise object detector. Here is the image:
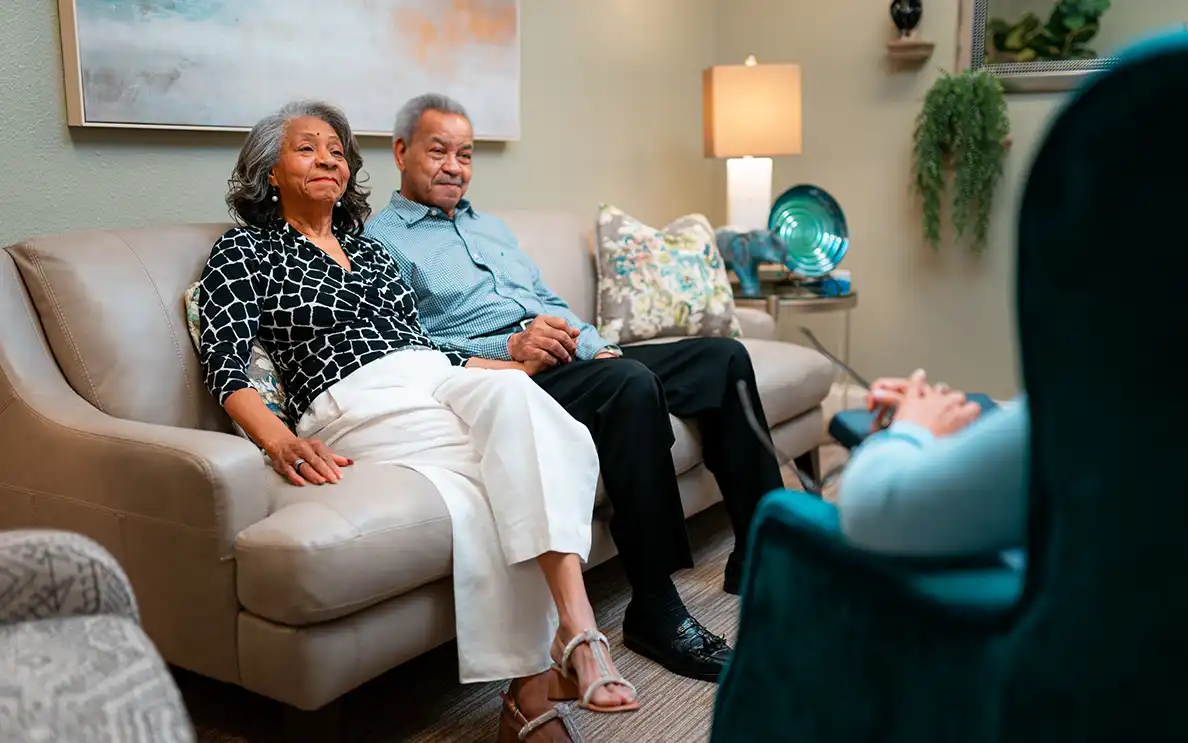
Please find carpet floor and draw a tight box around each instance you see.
[179,453,846,743]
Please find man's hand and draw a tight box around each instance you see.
[594,351,618,360]
[507,315,579,368]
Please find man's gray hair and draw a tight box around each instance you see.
[227,99,371,233]
[393,93,470,145]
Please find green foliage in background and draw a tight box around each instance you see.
[912,70,1010,252]
[987,0,1112,63]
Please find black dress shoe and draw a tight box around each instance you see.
[622,611,732,682]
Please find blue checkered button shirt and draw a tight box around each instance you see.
[364,191,617,361]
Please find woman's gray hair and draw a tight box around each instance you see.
[392,93,470,145]
[227,99,371,234]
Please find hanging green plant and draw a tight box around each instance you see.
[912,69,1010,251]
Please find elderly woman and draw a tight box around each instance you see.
[198,100,637,742]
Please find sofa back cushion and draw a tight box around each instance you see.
[6,224,234,431]
[4,212,594,431]
[489,210,596,322]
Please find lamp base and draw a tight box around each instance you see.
[726,157,774,232]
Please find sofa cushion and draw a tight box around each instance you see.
[734,307,776,340]
[490,210,597,323]
[593,337,830,509]
[742,338,835,426]
[620,336,834,426]
[234,464,452,627]
[671,416,703,476]
[593,414,701,508]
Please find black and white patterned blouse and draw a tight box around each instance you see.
[198,221,468,422]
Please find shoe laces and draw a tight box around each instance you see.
[677,616,729,652]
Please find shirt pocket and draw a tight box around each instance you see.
[493,246,539,295]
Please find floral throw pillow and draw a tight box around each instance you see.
[182,281,292,430]
[594,205,742,346]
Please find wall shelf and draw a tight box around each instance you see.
[887,37,935,64]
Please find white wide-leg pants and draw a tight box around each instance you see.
[295,350,599,683]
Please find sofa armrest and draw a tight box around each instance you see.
[736,307,776,340]
[0,391,270,560]
[0,251,268,559]
[0,529,140,624]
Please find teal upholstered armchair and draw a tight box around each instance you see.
[712,31,1188,743]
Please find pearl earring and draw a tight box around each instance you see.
[336,199,342,207]
[270,194,278,203]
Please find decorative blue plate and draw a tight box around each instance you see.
[767,184,849,278]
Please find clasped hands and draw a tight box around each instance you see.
[866,369,982,438]
[507,315,616,374]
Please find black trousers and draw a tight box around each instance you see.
[532,337,785,588]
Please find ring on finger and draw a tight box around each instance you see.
[292,458,307,470]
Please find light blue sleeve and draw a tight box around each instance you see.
[529,264,617,360]
[837,396,1030,557]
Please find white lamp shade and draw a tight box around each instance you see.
[702,63,802,159]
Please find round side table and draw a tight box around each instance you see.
[734,291,859,406]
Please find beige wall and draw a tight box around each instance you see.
[0,0,720,247]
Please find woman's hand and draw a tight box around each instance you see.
[866,374,918,431]
[263,436,353,487]
[892,370,982,438]
[867,376,913,410]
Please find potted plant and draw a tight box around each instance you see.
[912,69,1010,252]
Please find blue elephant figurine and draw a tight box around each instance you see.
[715,227,792,296]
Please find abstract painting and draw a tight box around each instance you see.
[57,0,520,140]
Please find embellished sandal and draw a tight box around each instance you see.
[548,628,641,713]
[498,690,584,743]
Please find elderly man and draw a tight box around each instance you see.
[364,93,786,683]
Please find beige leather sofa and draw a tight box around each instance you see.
[0,211,834,713]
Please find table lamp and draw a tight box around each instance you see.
[702,56,802,231]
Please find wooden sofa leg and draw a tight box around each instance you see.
[793,448,822,492]
[284,699,343,743]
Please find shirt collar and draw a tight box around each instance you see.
[269,218,356,246]
[386,190,474,224]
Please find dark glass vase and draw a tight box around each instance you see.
[889,0,923,37]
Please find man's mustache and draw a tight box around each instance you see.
[433,176,464,186]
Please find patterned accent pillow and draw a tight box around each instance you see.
[182,281,292,428]
[594,205,742,346]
